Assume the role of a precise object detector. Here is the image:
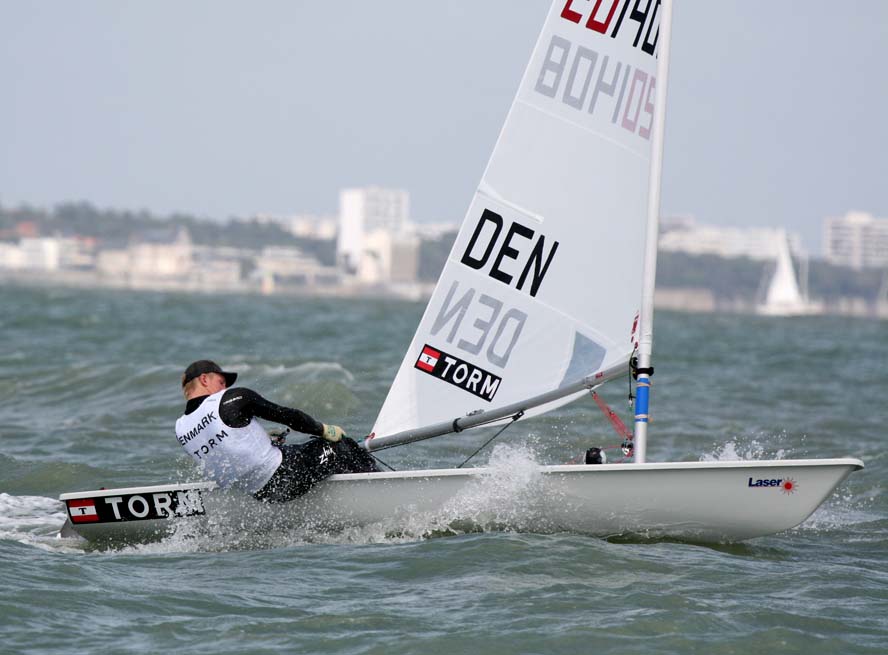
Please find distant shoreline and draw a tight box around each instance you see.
[0,269,434,302]
[3,270,885,319]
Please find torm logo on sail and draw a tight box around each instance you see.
[414,344,502,402]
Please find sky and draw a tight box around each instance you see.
[1,1,886,252]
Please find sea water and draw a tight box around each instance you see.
[0,284,885,654]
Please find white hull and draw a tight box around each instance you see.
[59,458,862,546]
[755,301,823,317]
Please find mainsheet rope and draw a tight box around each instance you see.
[360,410,526,472]
[561,391,635,463]
[366,379,636,470]
[457,411,525,469]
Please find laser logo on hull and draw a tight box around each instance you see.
[747,477,798,494]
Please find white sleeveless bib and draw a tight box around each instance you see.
[175,390,282,493]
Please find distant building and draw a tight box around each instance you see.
[254,246,341,293]
[96,249,130,281]
[337,187,410,272]
[128,226,193,279]
[190,245,244,288]
[96,227,193,284]
[19,237,61,270]
[659,217,803,260]
[357,230,420,284]
[0,236,95,273]
[250,213,338,240]
[283,214,338,240]
[14,221,39,239]
[0,242,25,269]
[410,221,459,240]
[823,211,888,270]
[58,237,97,270]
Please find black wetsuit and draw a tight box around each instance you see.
[183,387,378,503]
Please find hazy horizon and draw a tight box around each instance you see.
[2,1,886,252]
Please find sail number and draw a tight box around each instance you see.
[535,34,656,141]
[560,0,661,58]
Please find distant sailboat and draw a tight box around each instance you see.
[876,269,888,319]
[756,230,821,316]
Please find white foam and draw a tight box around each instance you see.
[0,493,83,553]
[795,484,881,535]
[107,444,556,554]
[331,444,555,543]
[699,436,788,462]
[291,362,356,384]
[434,444,549,528]
[249,361,355,384]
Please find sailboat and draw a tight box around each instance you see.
[756,229,822,316]
[58,0,861,546]
[877,270,888,319]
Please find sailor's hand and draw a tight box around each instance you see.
[268,428,289,446]
[321,424,345,443]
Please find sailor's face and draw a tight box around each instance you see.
[203,372,227,394]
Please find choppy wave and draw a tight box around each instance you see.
[0,493,78,554]
[2,286,887,653]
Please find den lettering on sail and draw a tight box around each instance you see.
[460,208,559,299]
[432,207,561,369]
[412,207,561,402]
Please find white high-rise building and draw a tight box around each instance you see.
[337,187,410,272]
[823,211,888,270]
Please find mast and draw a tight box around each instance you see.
[633,0,675,464]
[800,246,810,302]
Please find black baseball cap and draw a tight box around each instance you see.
[181,360,238,388]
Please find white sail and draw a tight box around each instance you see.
[757,229,821,316]
[765,229,803,306]
[371,1,670,446]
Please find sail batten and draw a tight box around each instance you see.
[370,1,671,448]
[513,98,657,161]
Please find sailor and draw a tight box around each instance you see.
[175,360,377,503]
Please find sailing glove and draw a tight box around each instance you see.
[268,428,289,446]
[321,424,345,443]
